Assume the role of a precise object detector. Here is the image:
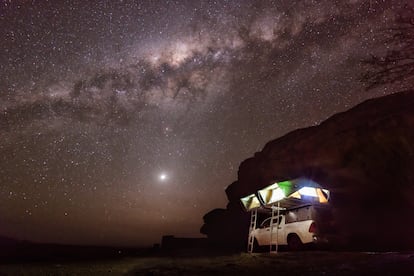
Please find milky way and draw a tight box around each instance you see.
[0,0,410,246]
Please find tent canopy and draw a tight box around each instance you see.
[240,177,330,211]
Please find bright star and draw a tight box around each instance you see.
[159,173,167,181]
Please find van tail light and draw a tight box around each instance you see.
[308,222,317,233]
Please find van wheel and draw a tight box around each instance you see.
[288,235,303,251]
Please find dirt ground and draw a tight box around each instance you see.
[1,251,414,275]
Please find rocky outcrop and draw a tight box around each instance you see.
[201,90,414,250]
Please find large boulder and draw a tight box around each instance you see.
[202,90,414,250]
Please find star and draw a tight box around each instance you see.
[159,173,168,182]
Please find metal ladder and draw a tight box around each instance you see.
[269,201,281,253]
[247,208,258,253]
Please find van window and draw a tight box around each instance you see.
[261,216,282,228]
[261,218,270,228]
[272,216,282,225]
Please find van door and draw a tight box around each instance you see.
[255,218,271,245]
[256,216,284,246]
[270,216,284,245]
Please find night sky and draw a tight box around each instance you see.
[0,0,410,246]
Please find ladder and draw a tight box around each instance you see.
[269,201,281,253]
[247,208,258,253]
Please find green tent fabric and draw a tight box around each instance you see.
[241,177,329,211]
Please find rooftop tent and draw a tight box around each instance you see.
[257,180,293,205]
[240,193,261,211]
[288,178,329,202]
[257,177,330,209]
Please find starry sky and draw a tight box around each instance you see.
[0,0,410,247]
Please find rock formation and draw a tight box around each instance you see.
[201,90,414,250]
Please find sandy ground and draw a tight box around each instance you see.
[1,251,414,275]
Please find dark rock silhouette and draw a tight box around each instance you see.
[201,90,414,250]
[0,235,21,246]
[200,207,249,249]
